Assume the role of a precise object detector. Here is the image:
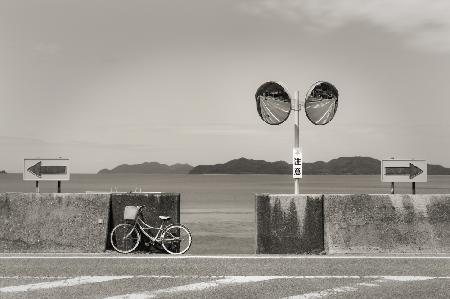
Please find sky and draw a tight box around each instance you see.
[1,0,450,173]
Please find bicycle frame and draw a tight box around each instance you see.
[129,216,168,244]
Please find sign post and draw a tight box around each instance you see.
[294,91,301,194]
[23,158,70,193]
[381,159,427,194]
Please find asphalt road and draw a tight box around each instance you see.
[305,98,336,124]
[1,254,449,298]
[259,96,290,124]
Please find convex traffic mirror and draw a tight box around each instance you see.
[255,81,291,125]
[305,81,338,125]
[255,81,338,126]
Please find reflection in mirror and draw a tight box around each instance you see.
[255,81,291,125]
[305,81,338,125]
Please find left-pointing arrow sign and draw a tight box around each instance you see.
[27,161,67,178]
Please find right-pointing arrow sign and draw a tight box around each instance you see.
[385,163,423,179]
[381,159,427,183]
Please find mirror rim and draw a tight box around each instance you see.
[304,81,339,126]
[255,81,292,125]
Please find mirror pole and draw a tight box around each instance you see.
[294,90,300,195]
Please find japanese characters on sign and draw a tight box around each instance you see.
[293,148,302,178]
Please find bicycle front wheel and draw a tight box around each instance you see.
[161,224,192,254]
[110,223,141,254]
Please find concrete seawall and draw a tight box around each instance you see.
[0,193,110,252]
[325,194,450,254]
[0,192,180,253]
[256,194,450,254]
[256,194,324,254]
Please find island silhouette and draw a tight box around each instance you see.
[98,157,450,175]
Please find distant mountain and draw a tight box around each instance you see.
[304,157,381,175]
[189,157,450,175]
[98,162,193,174]
[98,157,450,175]
[189,158,290,174]
[428,164,450,175]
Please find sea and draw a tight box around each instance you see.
[1,174,450,254]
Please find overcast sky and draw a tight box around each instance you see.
[1,0,450,173]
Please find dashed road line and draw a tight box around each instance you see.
[1,275,449,297]
[284,285,360,299]
[0,276,132,293]
[356,282,380,287]
[104,276,279,299]
[282,276,440,298]
[102,276,450,299]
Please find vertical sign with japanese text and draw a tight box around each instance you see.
[293,148,302,178]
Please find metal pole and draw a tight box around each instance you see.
[412,182,416,194]
[294,90,300,195]
[35,181,39,193]
[390,182,394,194]
[58,181,61,193]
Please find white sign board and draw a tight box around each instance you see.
[23,158,70,181]
[381,159,427,183]
[293,148,302,178]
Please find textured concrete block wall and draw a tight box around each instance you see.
[256,194,324,254]
[324,194,450,254]
[0,193,110,252]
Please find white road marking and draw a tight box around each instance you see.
[2,255,450,259]
[0,276,132,293]
[356,282,380,287]
[1,275,449,284]
[104,276,280,299]
[282,275,441,298]
[262,101,281,122]
[284,286,359,299]
[0,275,448,297]
[379,276,435,281]
[1,275,449,280]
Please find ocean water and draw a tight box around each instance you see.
[1,174,450,253]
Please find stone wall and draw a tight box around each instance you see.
[0,193,110,252]
[324,194,450,254]
[256,194,324,254]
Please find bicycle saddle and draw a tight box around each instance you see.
[159,216,171,221]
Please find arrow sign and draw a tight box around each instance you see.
[27,161,67,178]
[23,158,70,181]
[385,163,423,179]
[381,159,427,183]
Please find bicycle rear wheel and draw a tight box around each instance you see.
[110,223,141,254]
[161,224,192,254]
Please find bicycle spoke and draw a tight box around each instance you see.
[161,225,191,254]
[110,224,140,254]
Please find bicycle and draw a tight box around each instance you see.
[110,205,192,254]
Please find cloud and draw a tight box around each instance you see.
[33,42,61,55]
[239,0,450,52]
[182,124,271,136]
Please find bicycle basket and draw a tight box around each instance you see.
[123,206,140,220]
